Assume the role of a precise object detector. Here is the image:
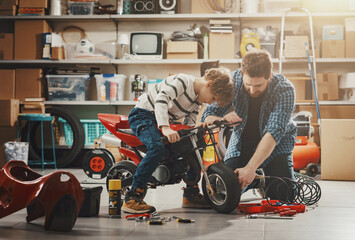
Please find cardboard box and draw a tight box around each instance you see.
[0,33,13,59]
[19,0,47,8]
[285,74,311,101]
[296,105,355,146]
[15,69,43,100]
[209,32,235,59]
[321,119,355,181]
[316,72,339,100]
[0,6,17,15]
[0,0,17,10]
[346,31,355,58]
[321,40,345,58]
[0,99,20,127]
[345,18,355,58]
[0,126,18,168]
[14,20,51,60]
[284,36,308,58]
[51,46,65,60]
[0,70,15,99]
[191,0,240,13]
[166,41,198,59]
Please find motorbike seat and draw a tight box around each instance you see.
[117,128,134,135]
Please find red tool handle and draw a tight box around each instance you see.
[280,210,297,217]
[125,213,150,219]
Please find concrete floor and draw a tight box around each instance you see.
[1,168,355,240]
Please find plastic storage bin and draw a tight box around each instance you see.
[79,186,103,217]
[95,74,127,101]
[322,25,344,40]
[69,2,94,15]
[62,119,110,146]
[46,75,90,101]
[263,0,300,12]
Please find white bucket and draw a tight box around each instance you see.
[4,142,29,165]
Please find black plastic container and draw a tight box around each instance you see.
[79,186,103,217]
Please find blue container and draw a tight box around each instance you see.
[322,25,344,40]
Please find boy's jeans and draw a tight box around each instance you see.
[128,108,198,191]
[129,108,165,190]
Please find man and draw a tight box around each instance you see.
[201,50,297,199]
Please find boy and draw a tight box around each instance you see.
[122,67,234,214]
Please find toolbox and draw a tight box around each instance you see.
[79,186,103,217]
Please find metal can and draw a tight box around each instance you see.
[108,179,122,217]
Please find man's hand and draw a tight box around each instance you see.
[234,165,256,189]
[223,112,242,124]
[161,126,180,143]
[200,115,223,127]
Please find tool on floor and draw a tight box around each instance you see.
[247,214,294,220]
[125,213,151,220]
[148,219,164,225]
[172,216,195,223]
[237,200,306,215]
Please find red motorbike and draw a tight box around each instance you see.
[87,114,241,214]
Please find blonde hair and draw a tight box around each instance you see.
[204,67,234,107]
[241,49,272,80]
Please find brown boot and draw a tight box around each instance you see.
[182,186,211,209]
[122,188,156,214]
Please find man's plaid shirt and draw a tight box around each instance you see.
[202,69,297,168]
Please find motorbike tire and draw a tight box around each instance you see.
[217,126,233,160]
[202,163,241,214]
[106,160,148,199]
[26,107,85,168]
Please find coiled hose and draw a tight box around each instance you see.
[261,172,321,206]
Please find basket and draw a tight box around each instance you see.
[62,119,110,146]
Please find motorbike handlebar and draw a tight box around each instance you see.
[160,120,241,144]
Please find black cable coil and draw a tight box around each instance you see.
[263,172,321,206]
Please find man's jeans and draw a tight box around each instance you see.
[128,107,197,190]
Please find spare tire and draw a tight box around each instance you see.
[26,107,85,168]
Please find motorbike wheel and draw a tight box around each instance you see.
[106,160,147,199]
[202,163,241,214]
[25,107,85,168]
[217,126,233,160]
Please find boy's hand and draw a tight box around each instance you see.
[161,126,180,143]
[201,116,223,127]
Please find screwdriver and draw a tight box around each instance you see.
[172,216,195,223]
[148,219,164,225]
[247,214,293,220]
[280,210,297,217]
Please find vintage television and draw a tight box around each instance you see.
[129,32,164,59]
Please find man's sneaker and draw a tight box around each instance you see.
[122,188,156,214]
[182,186,211,209]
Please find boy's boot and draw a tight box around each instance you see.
[122,188,156,214]
[182,185,211,209]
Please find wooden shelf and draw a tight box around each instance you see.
[45,100,137,106]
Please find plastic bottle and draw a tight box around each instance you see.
[108,179,122,217]
[203,33,209,59]
[99,83,106,101]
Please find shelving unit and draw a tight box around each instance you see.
[1,12,355,112]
